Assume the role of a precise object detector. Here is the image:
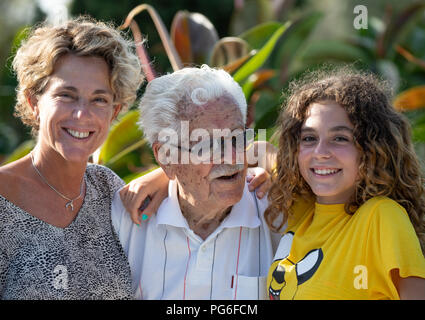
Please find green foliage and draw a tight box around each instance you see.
[2,1,425,175]
[95,110,155,182]
[233,22,290,83]
[0,25,32,157]
[93,4,298,178]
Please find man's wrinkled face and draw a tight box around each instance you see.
[163,95,248,208]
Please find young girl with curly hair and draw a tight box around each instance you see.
[265,68,425,300]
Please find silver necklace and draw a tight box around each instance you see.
[30,152,85,211]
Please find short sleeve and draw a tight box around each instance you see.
[86,164,125,197]
[371,199,425,280]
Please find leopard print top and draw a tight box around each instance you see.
[0,164,132,300]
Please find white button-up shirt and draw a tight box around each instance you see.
[112,180,281,300]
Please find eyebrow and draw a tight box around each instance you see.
[93,89,113,95]
[301,126,353,133]
[57,86,112,96]
[60,86,78,92]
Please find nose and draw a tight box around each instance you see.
[313,139,331,159]
[222,139,244,165]
[72,98,91,119]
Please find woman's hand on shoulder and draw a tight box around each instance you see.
[119,167,169,225]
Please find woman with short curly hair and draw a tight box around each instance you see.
[13,16,141,137]
[266,68,425,300]
[0,17,143,299]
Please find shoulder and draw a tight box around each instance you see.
[86,163,125,194]
[354,196,416,238]
[0,165,16,197]
[0,156,33,204]
[356,196,408,222]
[86,163,122,181]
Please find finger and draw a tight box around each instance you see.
[122,186,150,225]
[248,172,267,191]
[255,178,272,199]
[139,188,168,221]
[120,187,139,225]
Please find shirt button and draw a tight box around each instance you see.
[201,246,206,252]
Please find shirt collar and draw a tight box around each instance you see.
[155,179,261,230]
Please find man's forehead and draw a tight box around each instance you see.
[178,94,243,122]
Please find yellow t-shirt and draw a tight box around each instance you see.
[267,196,425,300]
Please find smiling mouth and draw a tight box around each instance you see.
[64,128,94,139]
[311,168,342,176]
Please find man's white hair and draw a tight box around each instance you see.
[138,65,247,145]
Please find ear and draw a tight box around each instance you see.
[111,104,122,122]
[153,142,176,180]
[26,92,39,118]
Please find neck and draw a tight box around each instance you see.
[178,187,231,240]
[30,145,87,199]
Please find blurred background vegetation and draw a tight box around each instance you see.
[1,0,425,182]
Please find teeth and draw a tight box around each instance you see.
[67,129,90,139]
[314,168,339,175]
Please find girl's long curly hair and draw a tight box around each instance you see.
[265,67,425,253]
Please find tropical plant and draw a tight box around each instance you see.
[92,3,322,181]
[4,1,425,176]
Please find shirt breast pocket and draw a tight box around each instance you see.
[232,275,267,300]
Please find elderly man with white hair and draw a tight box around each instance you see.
[112,65,281,300]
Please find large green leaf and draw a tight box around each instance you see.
[239,21,283,50]
[122,165,159,184]
[232,22,290,84]
[97,110,155,179]
[97,110,145,166]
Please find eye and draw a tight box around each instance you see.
[334,136,350,142]
[93,97,109,105]
[56,92,75,101]
[300,135,316,143]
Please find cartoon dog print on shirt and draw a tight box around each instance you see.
[268,232,323,300]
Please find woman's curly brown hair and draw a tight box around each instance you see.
[12,16,143,137]
[265,67,425,253]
